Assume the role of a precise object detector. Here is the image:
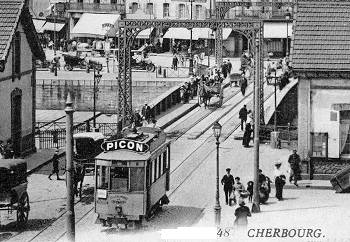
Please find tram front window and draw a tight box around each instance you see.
[110,167,128,192]
[97,165,109,189]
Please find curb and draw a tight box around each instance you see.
[160,103,200,130]
[270,183,334,191]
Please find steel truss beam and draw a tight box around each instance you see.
[117,19,262,131]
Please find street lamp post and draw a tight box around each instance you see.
[92,62,103,128]
[65,92,75,242]
[285,10,291,57]
[274,70,277,131]
[189,0,194,76]
[252,34,261,213]
[212,121,222,226]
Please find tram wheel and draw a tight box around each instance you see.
[16,193,30,228]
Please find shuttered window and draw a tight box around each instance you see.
[13,31,21,80]
[179,4,185,18]
[163,3,170,18]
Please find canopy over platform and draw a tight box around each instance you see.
[70,13,119,39]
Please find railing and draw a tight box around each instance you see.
[68,2,125,13]
[155,64,208,78]
[260,124,297,148]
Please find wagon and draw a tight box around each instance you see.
[0,159,30,228]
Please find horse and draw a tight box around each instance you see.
[73,163,86,199]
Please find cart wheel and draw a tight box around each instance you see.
[17,193,29,228]
[151,64,156,72]
[65,64,73,71]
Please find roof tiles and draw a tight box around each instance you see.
[0,1,24,60]
[292,0,350,72]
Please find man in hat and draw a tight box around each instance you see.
[226,59,232,75]
[239,105,248,131]
[274,161,286,201]
[221,168,235,205]
[288,149,301,186]
[49,149,61,180]
[234,198,251,227]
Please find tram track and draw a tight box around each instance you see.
[167,81,275,199]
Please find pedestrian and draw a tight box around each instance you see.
[227,59,232,74]
[234,199,251,227]
[4,140,14,159]
[141,103,151,123]
[247,181,253,203]
[239,105,248,131]
[274,161,286,201]
[133,109,143,127]
[240,73,248,96]
[246,110,253,125]
[258,169,267,185]
[221,61,228,79]
[288,149,301,186]
[48,149,62,180]
[221,168,235,205]
[172,54,178,70]
[242,123,253,148]
[232,177,245,205]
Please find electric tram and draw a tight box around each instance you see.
[94,127,170,228]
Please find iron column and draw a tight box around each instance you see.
[252,31,261,213]
[54,5,57,76]
[65,92,75,241]
[93,67,97,128]
[274,70,277,131]
[189,0,194,76]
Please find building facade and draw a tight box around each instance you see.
[0,0,45,156]
[292,0,350,176]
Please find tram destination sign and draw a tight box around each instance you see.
[101,139,149,153]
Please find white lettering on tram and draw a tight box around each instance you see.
[102,139,149,153]
[119,140,126,148]
[136,143,143,152]
[127,142,135,150]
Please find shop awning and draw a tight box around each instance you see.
[163,28,200,40]
[32,19,46,33]
[70,13,119,39]
[264,22,293,39]
[163,28,232,40]
[136,27,154,39]
[40,21,65,32]
[195,28,232,40]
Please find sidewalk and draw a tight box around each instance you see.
[25,149,65,176]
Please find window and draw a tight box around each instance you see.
[162,151,167,173]
[94,0,100,4]
[110,167,128,192]
[153,159,156,182]
[163,3,170,18]
[195,5,202,19]
[179,4,185,18]
[166,146,170,170]
[311,133,328,158]
[158,155,162,177]
[131,2,138,13]
[130,168,144,191]
[97,165,109,189]
[13,31,21,80]
[146,3,153,15]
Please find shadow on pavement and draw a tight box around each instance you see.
[0,218,56,232]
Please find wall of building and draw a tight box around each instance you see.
[297,77,311,160]
[0,24,34,152]
[298,77,350,159]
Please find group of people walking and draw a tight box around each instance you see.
[220,149,302,227]
[132,103,157,128]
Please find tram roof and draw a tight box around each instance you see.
[95,149,151,161]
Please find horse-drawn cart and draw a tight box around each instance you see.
[198,80,223,108]
[0,159,30,228]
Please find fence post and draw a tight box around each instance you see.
[86,120,90,132]
[163,69,166,78]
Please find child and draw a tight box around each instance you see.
[247,181,253,203]
[233,177,245,205]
